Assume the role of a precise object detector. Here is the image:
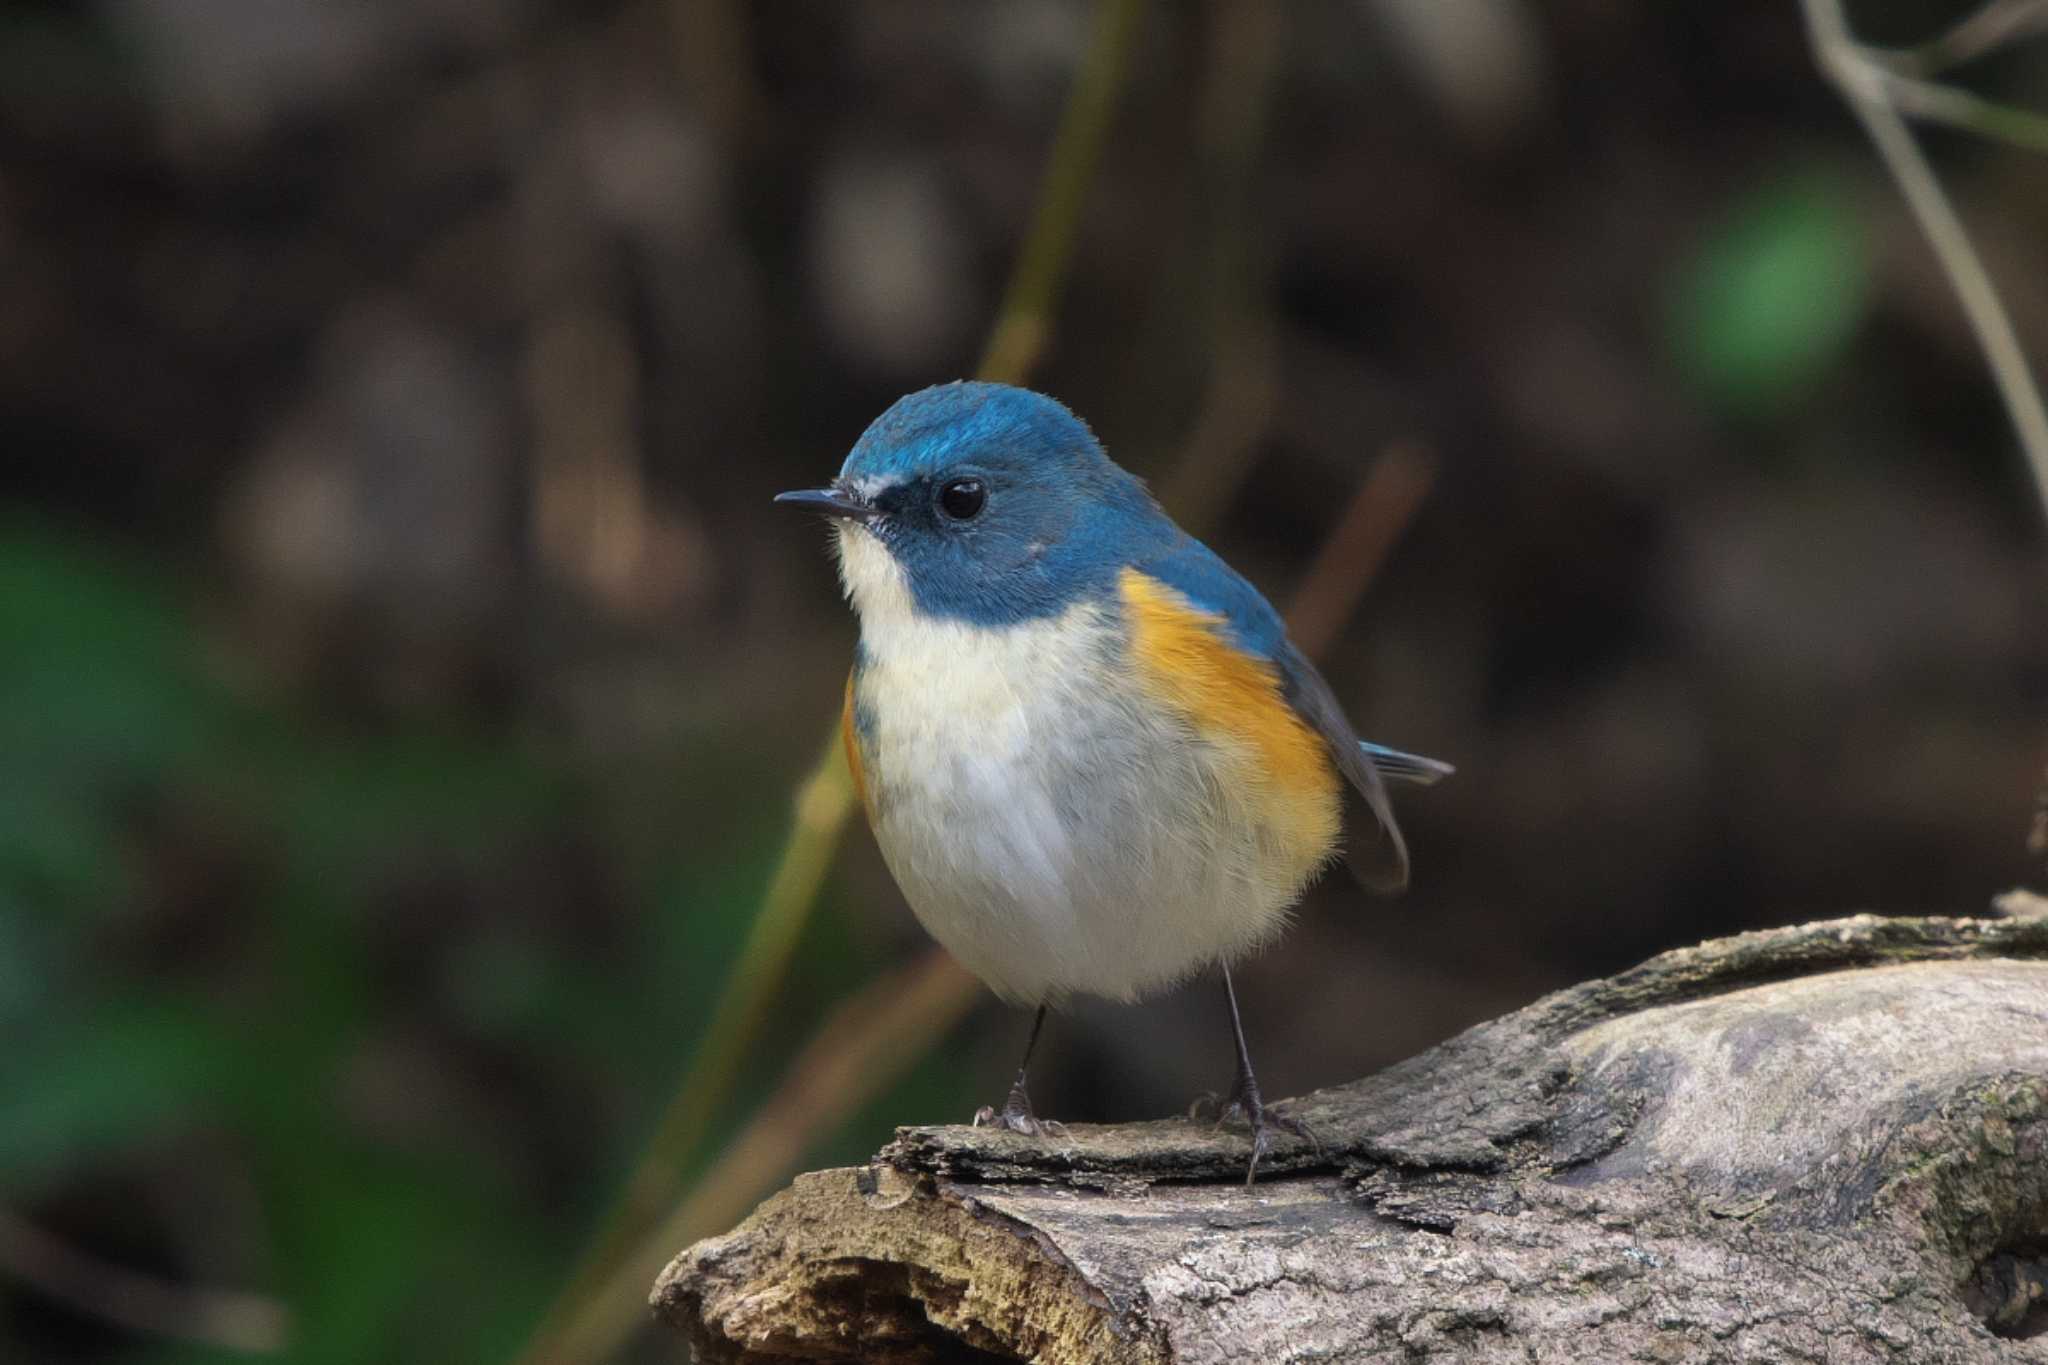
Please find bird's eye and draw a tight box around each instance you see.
[936,478,986,522]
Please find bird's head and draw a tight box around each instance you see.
[778,382,1156,628]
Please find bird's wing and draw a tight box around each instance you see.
[1129,536,1411,893]
[1273,638,1410,891]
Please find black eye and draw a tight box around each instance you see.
[936,478,986,521]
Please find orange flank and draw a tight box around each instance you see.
[1117,567,1341,878]
[842,671,872,819]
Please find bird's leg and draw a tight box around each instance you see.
[1211,963,1318,1183]
[972,1004,1064,1136]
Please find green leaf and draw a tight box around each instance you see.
[0,999,236,1192]
[0,894,57,1025]
[0,522,223,779]
[1669,169,1871,416]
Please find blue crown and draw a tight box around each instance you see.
[841,382,1107,487]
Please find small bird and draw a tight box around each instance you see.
[778,382,1449,1178]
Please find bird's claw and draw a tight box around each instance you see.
[1206,1077,1322,1183]
[971,1085,1064,1137]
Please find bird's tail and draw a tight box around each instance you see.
[1360,742,1455,787]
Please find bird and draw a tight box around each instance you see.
[777,381,1450,1180]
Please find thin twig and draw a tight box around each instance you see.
[1879,0,2048,76]
[0,1209,290,1355]
[519,727,855,1360]
[1284,441,1436,659]
[1877,67,2048,154]
[513,4,1153,1360]
[536,951,980,1365]
[669,0,754,142]
[1802,0,2048,525]
[1158,1,1288,533]
[979,0,1154,383]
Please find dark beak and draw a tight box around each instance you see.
[774,487,880,522]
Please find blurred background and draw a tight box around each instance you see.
[2,0,2043,1361]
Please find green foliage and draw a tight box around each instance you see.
[1669,168,1871,416]
[0,998,234,1191]
[0,517,921,1363]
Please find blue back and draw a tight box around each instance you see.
[1132,537,1289,658]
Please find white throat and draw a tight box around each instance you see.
[833,521,919,635]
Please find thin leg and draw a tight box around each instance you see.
[1214,963,1317,1183]
[972,1004,1065,1136]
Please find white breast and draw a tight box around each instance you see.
[838,524,1303,1005]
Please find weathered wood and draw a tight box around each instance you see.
[654,910,2048,1363]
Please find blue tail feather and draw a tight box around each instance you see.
[1360,742,1454,786]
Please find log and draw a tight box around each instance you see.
[653,908,2048,1363]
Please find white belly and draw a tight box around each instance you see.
[850,595,1300,1005]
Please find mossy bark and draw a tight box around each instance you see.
[655,911,2048,1363]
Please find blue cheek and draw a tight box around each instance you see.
[896,489,1183,627]
[893,525,1093,626]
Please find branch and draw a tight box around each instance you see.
[1802,0,2048,525]
[1873,66,2048,154]
[654,911,2048,1362]
[1880,0,2048,76]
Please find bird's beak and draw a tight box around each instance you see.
[774,487,880,522]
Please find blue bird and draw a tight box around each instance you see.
[778,381,1450,1178]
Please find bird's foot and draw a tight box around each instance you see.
[1209,1074,1320,1184]
[972,1082,1066,1137]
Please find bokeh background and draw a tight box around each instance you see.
[3,0,2044,1361]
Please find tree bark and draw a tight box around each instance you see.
[653,909,2048,1363]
